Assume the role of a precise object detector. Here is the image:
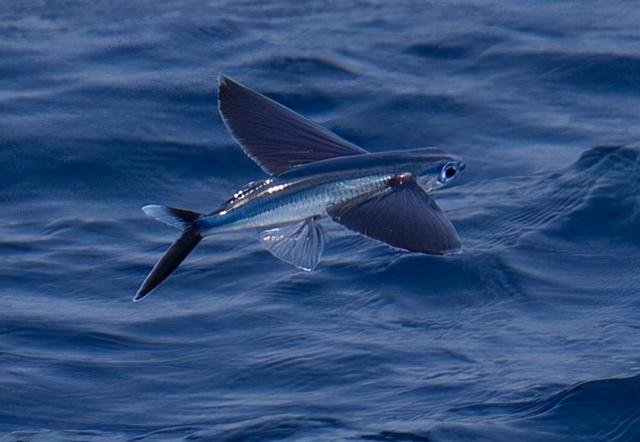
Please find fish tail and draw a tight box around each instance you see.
[134,205,204,302]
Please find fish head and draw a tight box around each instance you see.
[408,148,466,191]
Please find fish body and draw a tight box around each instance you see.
[135,76,466,301]
[199,148,462,234]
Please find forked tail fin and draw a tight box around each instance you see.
[134,206,204,302]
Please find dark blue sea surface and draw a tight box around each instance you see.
[2,1,640,440]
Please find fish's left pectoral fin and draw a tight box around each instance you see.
[258,217,325,271]
[328,174,462,255]
[218,75,367,176]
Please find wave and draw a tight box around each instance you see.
[444,374,640,442]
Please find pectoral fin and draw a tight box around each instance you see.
[259,217,325,271]
[328,174,461,255]
[218,75,367,176]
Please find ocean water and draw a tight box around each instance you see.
[1,0,640,440]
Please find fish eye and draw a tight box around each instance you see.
[437,161,464,185]
[439,163,458,182]
[445,166,456,179]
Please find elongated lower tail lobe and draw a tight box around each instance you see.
[135,205,204,302]
[134,229,202,302]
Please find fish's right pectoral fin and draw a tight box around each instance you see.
[327,174,462,255]
[258,217,325,271]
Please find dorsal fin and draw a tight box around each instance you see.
[218,75,367,176]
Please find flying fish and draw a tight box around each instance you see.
[135,76,465,301]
